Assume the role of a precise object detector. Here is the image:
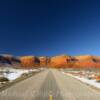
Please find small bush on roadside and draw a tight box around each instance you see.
[0,77,9,82]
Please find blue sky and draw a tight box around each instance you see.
[0,0,100,56]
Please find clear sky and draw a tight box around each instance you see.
[0,0,100,56]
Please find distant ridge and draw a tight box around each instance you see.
[0,54,100,69]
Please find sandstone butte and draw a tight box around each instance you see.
[19,55,100,69]
[20,56,40,68]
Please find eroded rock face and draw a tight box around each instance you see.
[38,56,51,67]
[20,56,40,68]
[50,55,77,68]
[74,55,100,69]
[1,54,100,69]
[75,55,100,62]
[50,55,67,67]
[19,55,100,69]
[39,57,47,67]
[0,54,21,67]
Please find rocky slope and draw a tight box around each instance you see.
[20,56,40,68]
[0,54,100,69]
[0,54,21,68]
[74,55,100,69]
[50,55,77,68]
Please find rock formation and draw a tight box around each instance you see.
[0,54,100,69]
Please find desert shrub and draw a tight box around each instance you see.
[0,77,9,82]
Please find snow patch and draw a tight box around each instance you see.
[4,72,23,81]
[3,69,40,81]
[62,72,100,89]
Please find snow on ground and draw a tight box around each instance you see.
[62,72,100,89]
[2,68,41,81]
[4,71,23,81]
